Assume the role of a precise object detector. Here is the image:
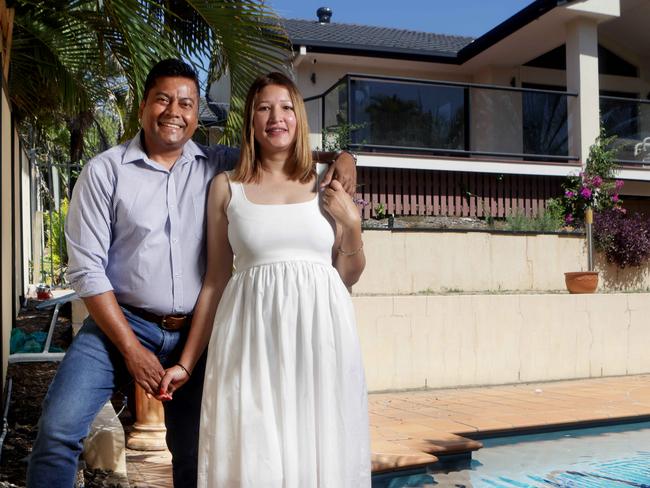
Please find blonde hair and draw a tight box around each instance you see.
[232,72,313,183]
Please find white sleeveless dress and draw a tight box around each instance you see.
[197,169,371,487]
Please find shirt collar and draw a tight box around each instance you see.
[121,130,207,167]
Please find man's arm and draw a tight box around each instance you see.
[313,150,357,196]
[83,293,165,395]
[65,161,164,395]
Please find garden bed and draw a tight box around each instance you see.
[1,301,121,488]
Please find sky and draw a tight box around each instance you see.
[267,0,533,38]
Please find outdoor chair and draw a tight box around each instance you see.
[8,291,77,364]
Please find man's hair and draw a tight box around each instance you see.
[143,58,200,100]
[233,71,313,184]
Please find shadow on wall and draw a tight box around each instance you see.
[595,253,650,291]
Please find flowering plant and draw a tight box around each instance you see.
[561,173,623,225]
[594,209,650,268]
[559,133,622,225]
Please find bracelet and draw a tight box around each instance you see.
[176,362,191,377]
[337,242,364,256]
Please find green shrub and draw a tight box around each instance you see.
[505,204,564,232]
[42,198,69,285]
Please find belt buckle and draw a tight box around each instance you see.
[161,314,185,331]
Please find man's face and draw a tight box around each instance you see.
[138,76,199,157]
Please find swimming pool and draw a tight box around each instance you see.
[372,421,650,487]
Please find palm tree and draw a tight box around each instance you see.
[9,0,290,161]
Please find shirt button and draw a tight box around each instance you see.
[172,238,178,243]
[175,273,181,277]
[169,204,175,209]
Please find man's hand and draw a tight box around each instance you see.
[320,151,357,196]
[123,343,165,396]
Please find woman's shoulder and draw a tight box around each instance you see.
[214,170,232,184]
[209,171,233,206]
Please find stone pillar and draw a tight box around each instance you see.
[566,18,600,166]
[126,384,168,451]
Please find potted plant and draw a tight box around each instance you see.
[560,132,622,293]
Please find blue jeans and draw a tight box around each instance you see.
[26,310,206,488]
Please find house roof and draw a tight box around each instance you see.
[198,96,228,127]
[282,18,473,63]
[282,0,570,64]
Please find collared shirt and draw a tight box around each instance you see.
[65,132,238,315]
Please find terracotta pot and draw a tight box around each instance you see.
[564,271,599,294]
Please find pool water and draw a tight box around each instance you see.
[372,421,650,488]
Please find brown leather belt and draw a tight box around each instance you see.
[121,304,192,331]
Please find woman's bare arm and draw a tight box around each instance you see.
[158,173,233,397]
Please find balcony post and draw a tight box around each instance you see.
[566,18,600,166]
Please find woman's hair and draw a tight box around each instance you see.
[232,72,313,183]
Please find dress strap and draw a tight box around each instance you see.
[223,170,245,209]
[315,163,329,189]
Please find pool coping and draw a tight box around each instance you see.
[368,374,650,474]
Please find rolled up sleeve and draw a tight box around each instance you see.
[65,159,114,297]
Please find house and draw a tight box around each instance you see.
[210,0,650,219]
[0,0,32,396]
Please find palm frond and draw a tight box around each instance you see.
[168,1,291,143]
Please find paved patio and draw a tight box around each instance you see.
[126,374,650,486]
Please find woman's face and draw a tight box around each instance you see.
[252,84,297,158]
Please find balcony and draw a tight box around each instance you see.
[307,74,579,163]
[600,94,650,166]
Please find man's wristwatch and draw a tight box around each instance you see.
[334,149,358,165]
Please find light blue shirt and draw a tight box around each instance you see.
[65,132,238,315]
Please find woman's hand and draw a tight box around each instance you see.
[322,179,361,228]
[156,365,191,401]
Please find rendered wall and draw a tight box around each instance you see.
[354,229,650,295]
[1,85,11,389]
[355,293,650,392]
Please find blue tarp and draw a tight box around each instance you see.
[9,328,63,354]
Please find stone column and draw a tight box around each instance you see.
[126,384,167,451]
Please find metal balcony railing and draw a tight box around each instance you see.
[306,74,580,162]
[600,95,650,165]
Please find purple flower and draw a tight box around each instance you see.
[565,190,575,198]
[565,214,574,224]
[612,194,619,202]
[580,187,592,199]
[615,180,624,191]
[592,176,603,187]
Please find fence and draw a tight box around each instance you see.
[356,166,564,220]
[32,159,82,287]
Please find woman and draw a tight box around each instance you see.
[158,72,370,487]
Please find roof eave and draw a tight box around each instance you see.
[295,42,461,65]
[457,0,567,62]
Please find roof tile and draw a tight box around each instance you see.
[282,19,473,57]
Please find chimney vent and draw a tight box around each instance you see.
[317,7,332,24]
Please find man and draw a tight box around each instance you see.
[27,59,356,488]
